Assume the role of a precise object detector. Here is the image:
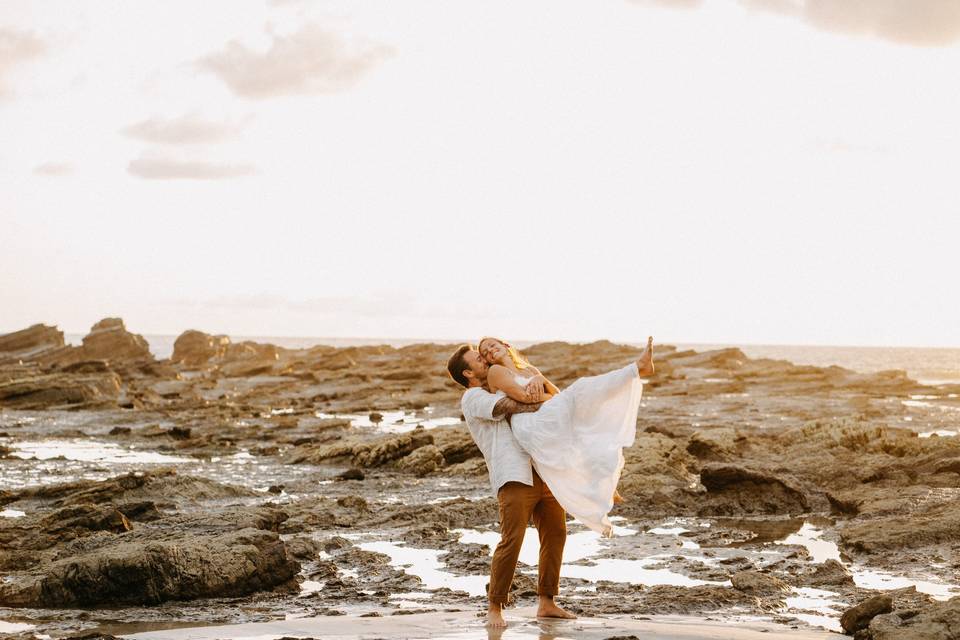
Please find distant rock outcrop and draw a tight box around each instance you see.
[0,318,152,369]
[170,329,279,375]
[0,324,65,362]
[80,318,152,362]
[171,330,230,366]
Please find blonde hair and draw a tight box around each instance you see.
[478,336,529,370]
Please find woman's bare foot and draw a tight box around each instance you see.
[487,603,507,628]
[613,490,625,505]
[537,596,577,619]
[636,336,654,377]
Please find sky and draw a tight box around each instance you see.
[2,0,959,347]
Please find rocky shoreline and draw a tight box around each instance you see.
[1,319,959,639]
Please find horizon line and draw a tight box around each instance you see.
[36,329,960,351]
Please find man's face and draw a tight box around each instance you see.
[463,349,488,386]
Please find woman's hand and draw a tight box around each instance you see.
[524,375,547,402]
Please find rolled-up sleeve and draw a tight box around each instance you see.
[461,388,504,421]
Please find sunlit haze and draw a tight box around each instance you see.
[3,0,958,347]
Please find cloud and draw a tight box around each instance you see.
[740,0,960,46]
[0,27,47,98]
[33,162,73,176]
[127,152,256,180]
[196,23,394,99]
[121,113,250,145]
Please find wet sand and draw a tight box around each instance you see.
[123,609,835,640]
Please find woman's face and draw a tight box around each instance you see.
[479,338,509,364]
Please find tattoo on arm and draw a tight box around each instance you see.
[492,397,543,419]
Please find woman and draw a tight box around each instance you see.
[478,336,654,537]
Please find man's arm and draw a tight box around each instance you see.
[492,396,543,419]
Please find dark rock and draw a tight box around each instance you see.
[397,444,444,476]
[0,528,299,607]
[841,594,893,634]
[5,469,257,508]
[698,464,809,515]
[730,570,789,595]
[168,426,191,440]
[116,501,164,522]
[336,468,365,481]
[864,596,960,639]
[801,559,854,587]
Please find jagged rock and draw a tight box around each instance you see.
[686,428,741,460]
[353,431,434,467]
[397,445,444,476]
[432,426,481,464]
[0,528,299,607]
[171,330,231,366]
[115,501,163,522]
[80,318,152,362]
[0,324,65,362]
[698,464,809,515]
[841,594,893,634]
[0,370,121,409]
[730,570,790,595]
[336,468,365,481]
[4,470,257,508]
[668,348,748,370]
[863,596,960,639]
[0,504,132,552]
[799,559,855,587]
[301,430,436,468]
[840,501,960,554]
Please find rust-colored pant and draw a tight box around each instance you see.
[489,471,567,604]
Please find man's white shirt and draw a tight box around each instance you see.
[461,387,533,497]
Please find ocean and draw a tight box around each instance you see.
[64,334,960,386]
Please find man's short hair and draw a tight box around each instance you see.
[447,344,472,388]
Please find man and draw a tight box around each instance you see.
[447,344,576,628]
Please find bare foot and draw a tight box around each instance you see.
[537,600,577,620]
[487,605,507,628]
[636,336,654,377]
[613,490,625,505]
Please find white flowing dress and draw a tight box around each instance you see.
[510,363,643,537]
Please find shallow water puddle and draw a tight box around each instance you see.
[919,429,957,438]
[778,523,842,564]
[315,409,460,433]
[357,540,488,597]
[561,558,726,587]
[0,619,36,633]
[453,528,613,565]
[774,523,960,600]
[454,524,721,588]
[785,587,844,633]
[0,508,26,518]
[854,569,959,600]
[7,439,191,464]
